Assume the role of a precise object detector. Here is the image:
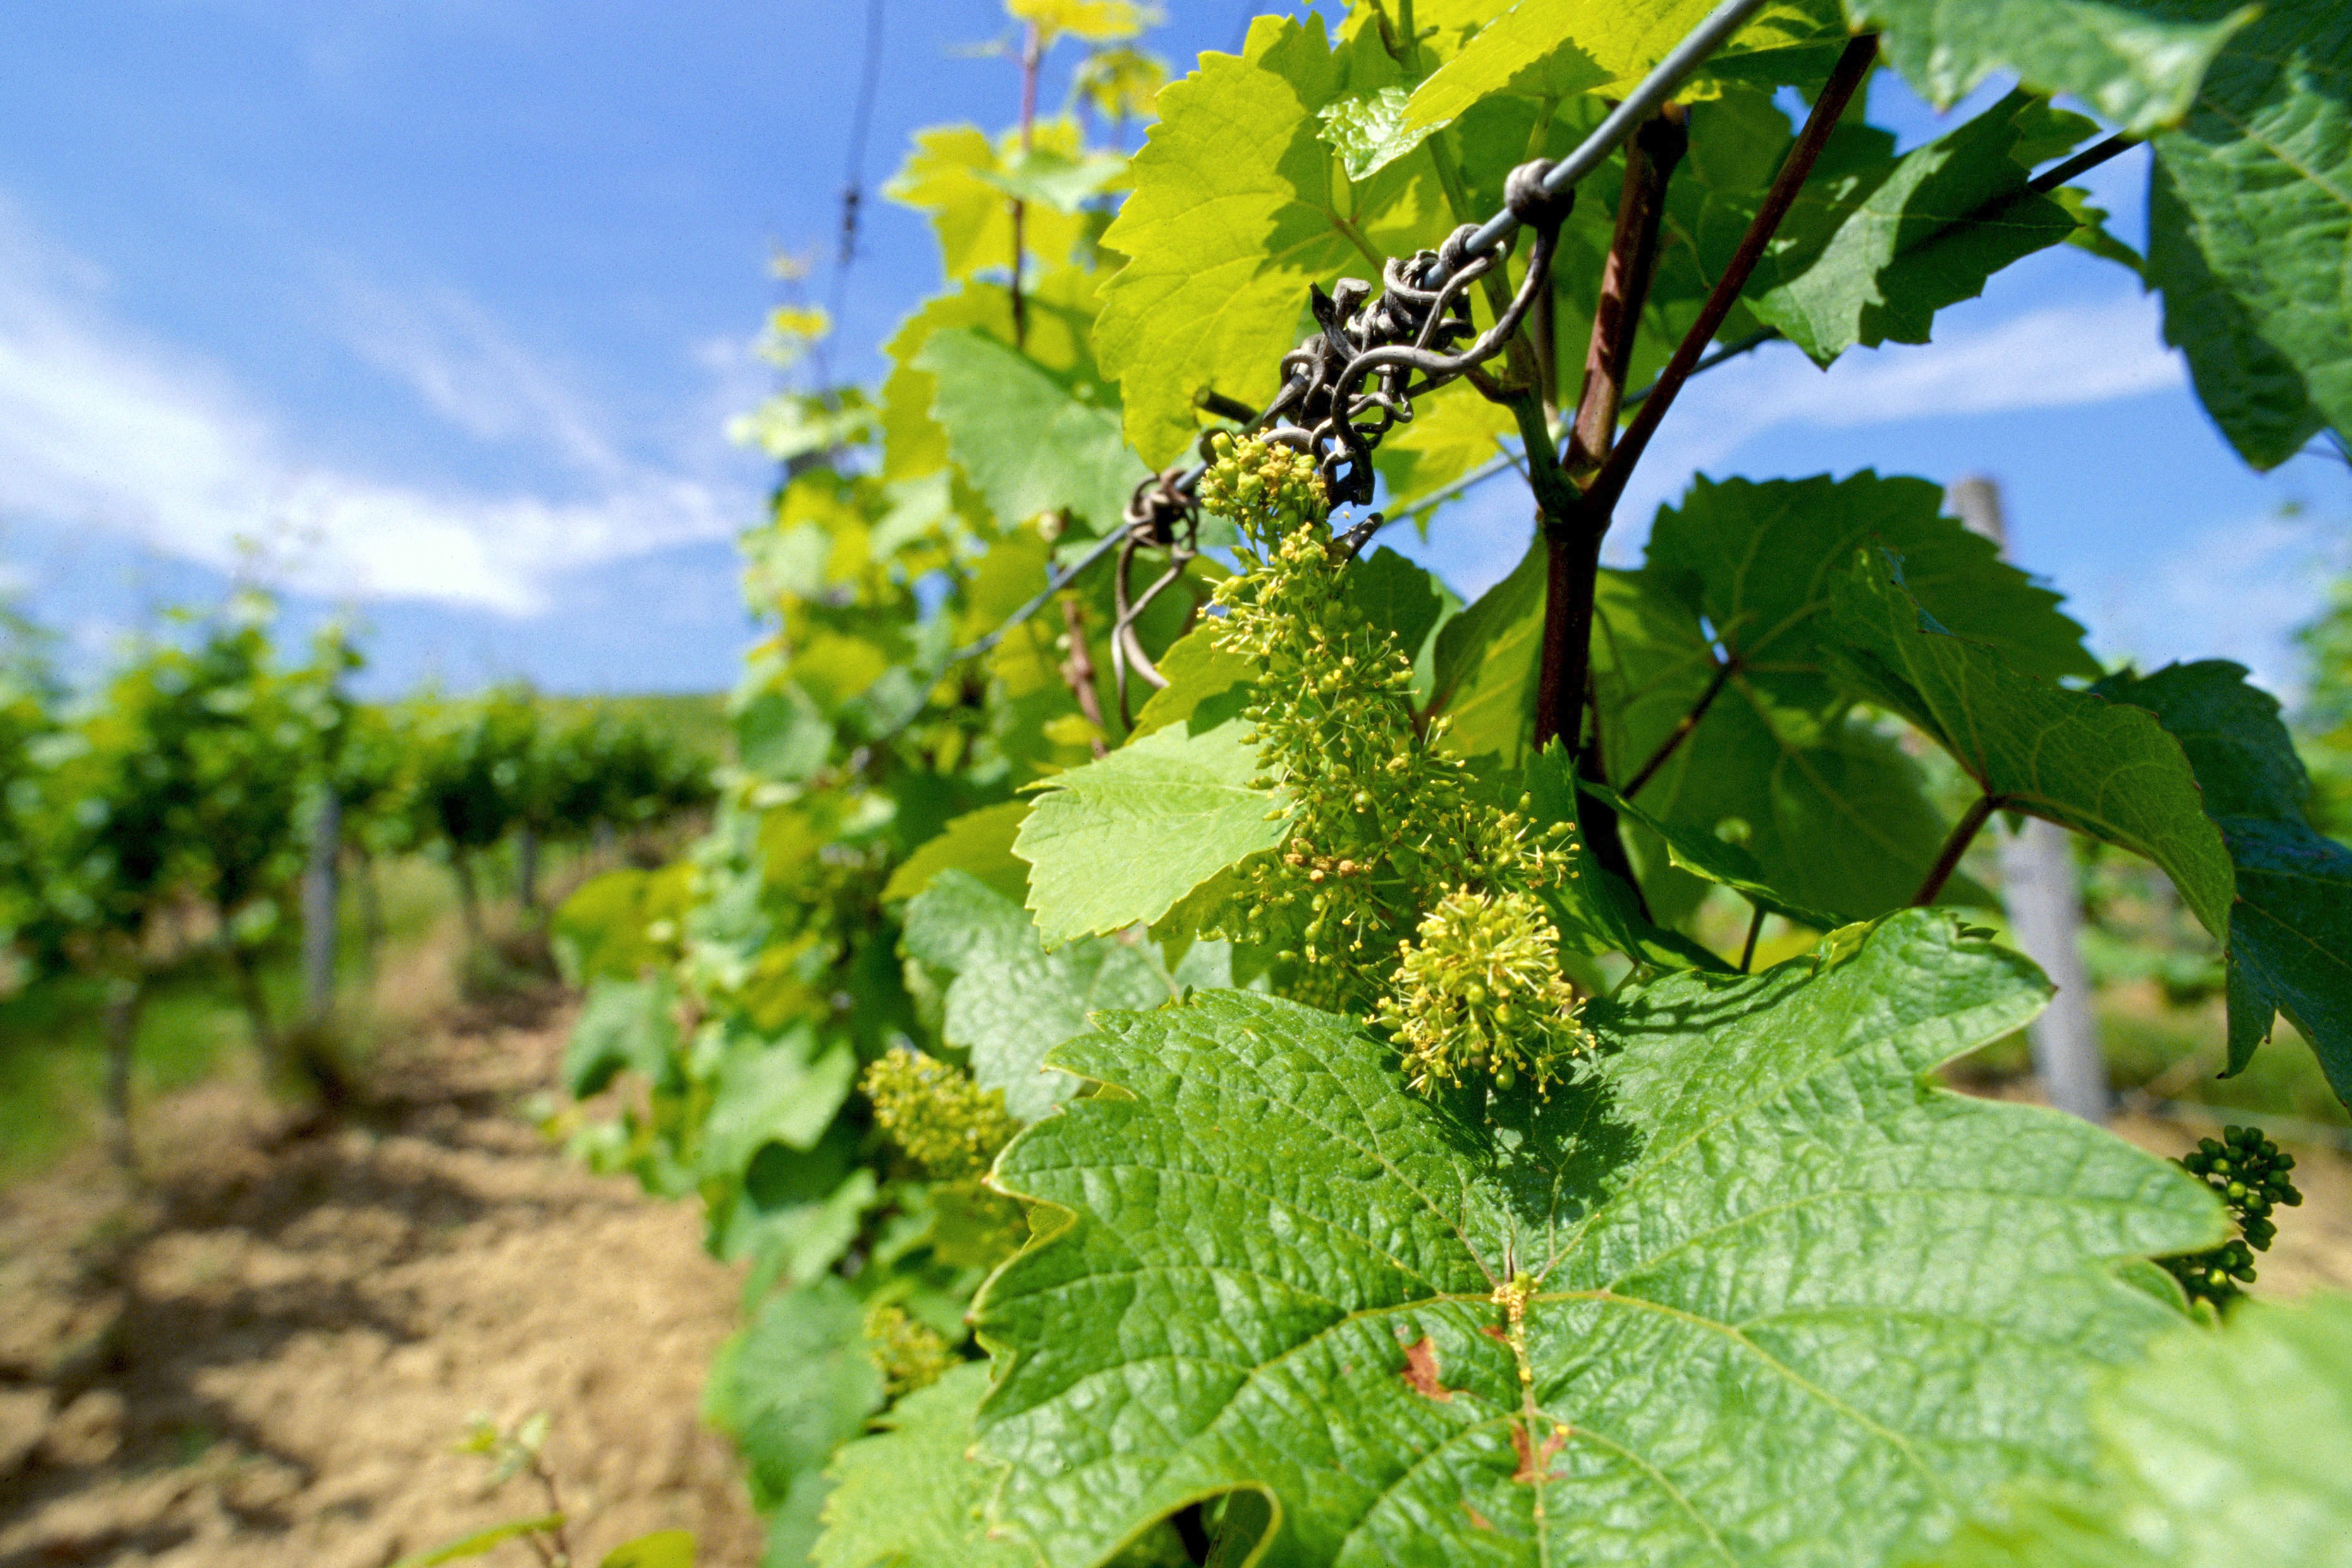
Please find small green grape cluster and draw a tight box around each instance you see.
[1202,432,1587,1089]
[1377,889,1592,1095]
[2163,1124,2302,1305]
[861,1050,1019,1181]
[862,1301,955,1397]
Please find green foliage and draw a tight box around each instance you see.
[1849,0,2257,136]
[2144,1,2352,465]
[974,916,2219,1568]
[554,7,2352,1561]
[2094,660,2352,1099]
[1712,89,2089,364]
[902,870,1177,1119]
[1014,718,1290,944]
[815,1363,1031,1568]
[1830,551,2233,931]
[1923,1292,2352,1567]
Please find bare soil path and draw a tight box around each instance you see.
[0,993,763,1568]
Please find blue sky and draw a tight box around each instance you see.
[1,3,2344,698]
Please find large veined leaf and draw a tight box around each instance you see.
[1394,0,1846,175]
[1584,779,1846,930]
[885,800,1035,907]
[1829,550,2234,937]
[1926,1293,2352,1567]
[1716,92,2086,364]
[972,914,2219,1568]
[887,121,1097,283]
[1426,541,1545,763]
[1094,17,1443,465]
[1643,472,2098,701]
[1592,569,1963,922]
[705,1278,885,1560]
[901,869,1178,1119]
[919,328,1144,536]
[2146,0,2352,469]
[813,1364,1032,1568]
[697,1024,859,1183]
[1015,718,1291,945]
[563,976,681,1099]
[2093,661,2352,1105]
[1846,0,2257,136]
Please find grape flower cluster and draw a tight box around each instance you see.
[1201,432,1591,1094]
[1377,890,1591,1093]
[862,1302,954,1397]
[861,1049,1019,1182]
[2162,1123,2301,1305]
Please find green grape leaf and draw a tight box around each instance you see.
[973,914,2220,1568]
[1095,17,1442,465]
[979,145,1130,211]
[1396,0,1846,175]
[1584,780,1846,930]
[563,976,682,1099]
[1015,718,1292,945]
[1428,539,1545,763]
[598,1531,697,1568]
[550,862,694,986]
[706,1278,883,1552]
[1828,550,2234,936]
[2092,661,2352,1105]
[1644,472,2098,698]
[1130,626,1256,738]
[1925,1294,2352,1567]
[697,1025,859,1182]
[888,121,1096,283]
[1722,91,2084,365]
[1848,0,2256,137]
[1593,570,1966,923]
[1524,744,1736,971]
[2146,0,2352,469]
[919,328,1143,535]
[388,1515,569,1568]
[1344,546,1448,658]
[886,800,1035,907]
[902,869,1177,1119]
[814,1363,1029,1568]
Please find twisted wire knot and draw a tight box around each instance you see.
[1503,159,1573,231]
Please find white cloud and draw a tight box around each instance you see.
[1612,293,2188,530]
[2083,508,2342,701]
[0,199,750,615]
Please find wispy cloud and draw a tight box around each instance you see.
[1612,293,2187,528]
[1402,292,2194,601]
[0,198,752,615]
[2085,508,2341,701]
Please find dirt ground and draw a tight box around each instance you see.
[0,988,764,1568]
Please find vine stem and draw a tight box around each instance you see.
[1911,793,1999,907]
[1739,903,1765,972]
[1009,20,1043,350]
[1533,107,1686,756]
[1579,32,1880,522]
[1058,598,1111,759]
[1621,655,1737,799]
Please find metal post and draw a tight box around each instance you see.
[1948,477,2109,1122]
